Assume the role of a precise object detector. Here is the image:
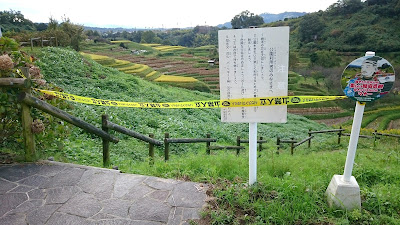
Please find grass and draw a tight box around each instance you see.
[116,136,400,224]
[110,40,132,43]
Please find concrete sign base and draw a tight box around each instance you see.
[326,175,361,211]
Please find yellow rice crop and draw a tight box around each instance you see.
[154,46,185,51]
[142,43,162,47]
[80,52,110,60]
[130,65,149,73]
[109,59,131,67]
[123,65,150,74]
[146,71,158,77]
[118,64,143,71]
[154,75,198,83]
[110,40,131,43]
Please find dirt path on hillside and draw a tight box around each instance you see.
[314,116,352,126]
[387,119,400,130]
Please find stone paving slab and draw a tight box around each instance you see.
[0,161,208,225]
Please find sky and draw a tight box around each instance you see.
[1,0,339,29]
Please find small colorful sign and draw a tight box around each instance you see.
[342,56,395,102]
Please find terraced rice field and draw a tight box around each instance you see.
[82,43,220,93]
[114,55,220,93]
[80,52,210,92]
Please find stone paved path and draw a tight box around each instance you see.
[0,161,208,225]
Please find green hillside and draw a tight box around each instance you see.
[1,47,398,224]
[24,47,331,163]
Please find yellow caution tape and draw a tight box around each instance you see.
[16,69,27,78]
[35,89,347,109]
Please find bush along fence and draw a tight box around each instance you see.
[1,70,399,166]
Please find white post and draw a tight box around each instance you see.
[342,101,365,182]
[342,51,375,182]
[249,122,257,185]
[325,51,375,211]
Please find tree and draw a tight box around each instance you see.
[178,32,195,47]
[47,16,58,30]
[298,14,325,43]
[141,30,155,43]
[231,10,264,29]
[131,31,142,43]
[327,0,364,15]
[367,0,389,5]
[59,17,86,51]
[310,50,341,68]
[0,10,35,32]
[289,52,299,70]
[34,23,48,31]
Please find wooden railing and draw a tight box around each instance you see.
[164,133,217,161]
[20,37,58,50]
[308,127,345,147]
[277,136,314,155]
[1,68,118,162]
[102,115,161,166]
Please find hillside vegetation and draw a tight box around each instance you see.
[263,0,400,53]
[24,47,331,163]
[8,47,400,224]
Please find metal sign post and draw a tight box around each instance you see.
[249,122,257,185]
[218,27,289,185]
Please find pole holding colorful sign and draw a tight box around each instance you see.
[326,51,395,211]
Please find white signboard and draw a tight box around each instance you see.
[218,27,289,123]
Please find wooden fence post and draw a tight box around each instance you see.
[236,136,241,156]
[308,129,312,148]
[338,126,342,144]
[164,133,169,161]
[373,129,377,147]
[149,133,155,165]
[259,137,263,152]
[30,38,33,51]
[290,137,295,155]
[102,114,110,167]
[21,67,35,161]
[276,137,280,154]
[206,133,211,155]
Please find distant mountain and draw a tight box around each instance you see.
[83,26,149,33]
[217,11,307,28]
